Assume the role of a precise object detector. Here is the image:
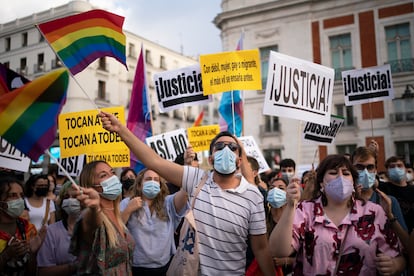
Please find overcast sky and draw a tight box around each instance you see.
[0,0,222,57]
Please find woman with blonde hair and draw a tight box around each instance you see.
[120,168,188,276]
[70,160,134,275]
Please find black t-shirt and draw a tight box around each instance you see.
[378,181,414,233]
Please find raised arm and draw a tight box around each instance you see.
[269,180,301,257]
[99,111,183,186]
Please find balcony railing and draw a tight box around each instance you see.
[390,112,414,123]
[334,66,355,81]
[259,124,280,137]
[386,58,414,73]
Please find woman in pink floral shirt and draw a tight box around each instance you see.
[269,154,405,275]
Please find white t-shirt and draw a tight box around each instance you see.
[25,197,56,230]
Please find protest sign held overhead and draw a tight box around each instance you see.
[342,64,394,106]
[187,125,220,152]
[0,137,31,172]
[263,51,334,126]
[58,106,130,167]
[154,64,212,112]
[239,136,270,173]
[200,49,262,95]
[302,115,344,145]
[145,128,188,161]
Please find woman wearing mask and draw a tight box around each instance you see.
[120,168,188,276]
[70,161,134,275]
[120,168,136,199]
[24,174,55,231]
[37,181,79,275]
[0,175,45,275]
[269,154,405,275]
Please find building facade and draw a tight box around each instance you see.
[214,0,414,172]
[0,0,220,169]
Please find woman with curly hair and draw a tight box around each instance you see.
[120,168,188,276]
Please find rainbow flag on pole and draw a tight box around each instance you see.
[37,9,127,75]
[127,46,152,172]
[0,69,68,161]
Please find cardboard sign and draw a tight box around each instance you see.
[58,155,86,177]
[303,115,344,144]
[145,129,188,161]
[200,49,262,95]
[0,137,31,172]
[58,106,130,167]
[154,64,212,112]
[342,64,394,106]
[263,51,334,126]
[187,125,220,152]
[239,136,270,173]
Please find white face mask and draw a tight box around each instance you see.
[61,198,81,216]
[406,173,413,183]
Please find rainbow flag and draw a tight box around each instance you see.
[218,32,244,137]
[0,63,30,95]
[0,69,68,161]
[193,110,204,127]
[127,46,152,172]
[37,9,127,75]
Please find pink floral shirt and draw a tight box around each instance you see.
[291,197,401,276]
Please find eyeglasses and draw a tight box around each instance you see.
[213,141,239,152]
[355,163,376,172]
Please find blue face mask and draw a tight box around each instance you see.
[213,146,237,175]
[142,180,161,199]
[100,175,122,200]
[267,187,287,208]
[388,167,406,183]
[358,169,376,189]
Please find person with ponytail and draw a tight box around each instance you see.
[69,161,134,275]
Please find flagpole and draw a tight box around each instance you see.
[231,90,236,135]
[35,25,100,111]
[44,149,80,190]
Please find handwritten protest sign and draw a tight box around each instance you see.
[145,129,188,161]
[58,155,86,177]
[58,106,130,167]
[302,115,344,144]
[0,137,30,172]
[200,49,262,95]
[239,136,270,173]
[187,125,220,152]
[154,64,212,112]
[263,51,334,126]
[342,64,394,106]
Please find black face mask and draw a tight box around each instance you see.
[34,187,49,197]
[122,178,135,191]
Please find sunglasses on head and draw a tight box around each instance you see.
[214,141,239,152]
[355,164,376,171]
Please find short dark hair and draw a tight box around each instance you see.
[209,131,241,157]
[280,158,296,170]
[385,156,405,168]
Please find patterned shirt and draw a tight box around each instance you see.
[183,166,266,275]
[291,197,401,276]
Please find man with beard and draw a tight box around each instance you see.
[98,111,275,276]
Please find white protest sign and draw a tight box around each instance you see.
[263,51,334,126]
[0,137,31,172]
[302,115,344,144]
[154,64,212,112]
[145,129,188,161]
[58,155,86,177]
[239,136,270,173]
[342,64,394,106]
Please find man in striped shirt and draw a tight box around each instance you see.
[99,111,275,275]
